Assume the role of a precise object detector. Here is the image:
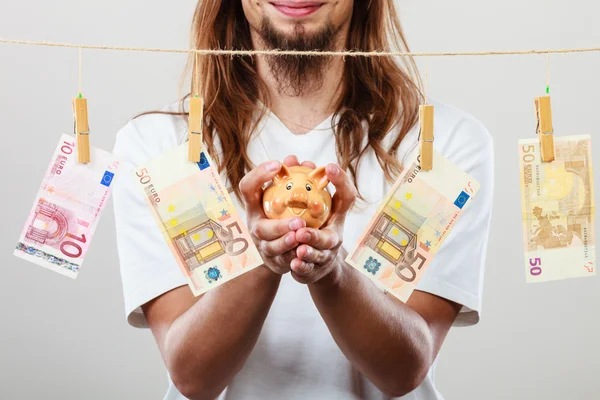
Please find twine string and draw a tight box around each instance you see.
[2,38,600,57]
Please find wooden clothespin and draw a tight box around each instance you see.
[73,94,90,164]
[534,95,555,162]
[419,105,434,171]
[188,96,204,162]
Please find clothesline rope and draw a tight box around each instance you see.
[2,38,600,57]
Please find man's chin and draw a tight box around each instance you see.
[267,26,329,46]
[259,16,335,96]
[261,15,335,47]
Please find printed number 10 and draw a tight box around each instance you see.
[529,258,542,276]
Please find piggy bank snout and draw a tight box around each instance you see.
[287,188,308,205]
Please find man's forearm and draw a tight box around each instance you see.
[166,265,281,400]
[308,251,435,397]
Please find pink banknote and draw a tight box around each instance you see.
[14,134,120,277]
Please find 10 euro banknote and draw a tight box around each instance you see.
[14,134,120,277]
[519,135,595,282]
[346,151,480,302]
[132,143,263,296]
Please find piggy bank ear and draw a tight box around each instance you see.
[308,166,329,190]
[273,164,292,185]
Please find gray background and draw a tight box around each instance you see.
[1,0,598,399]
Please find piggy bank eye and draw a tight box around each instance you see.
[305,184,312,191]
[286,183,293,190]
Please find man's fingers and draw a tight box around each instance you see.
[326,164,358,216]
[271,250,297,273]
[283,155,300,167]
[295,228,340,251]
[260,231,298,258]
[252,217,306,241]
[296,244,327,264]
[283,155,317,169]
[290,258,315,276]
[239,160,282,215]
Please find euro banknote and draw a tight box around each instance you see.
[133,143,263,296]
[519,135,595,282]
[346,151,480,302]
[14,134,120,277]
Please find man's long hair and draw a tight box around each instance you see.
[180,0,422,201]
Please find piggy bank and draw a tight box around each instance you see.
[262,165,332,229]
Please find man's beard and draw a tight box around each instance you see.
[260,17,335,96]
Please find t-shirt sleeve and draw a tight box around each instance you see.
[112,118,187,329]
[415,114,494,327]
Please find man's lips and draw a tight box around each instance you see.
[270,1,324,18]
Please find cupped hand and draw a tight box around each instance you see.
[238,156,315,275]
[283,162,358,285]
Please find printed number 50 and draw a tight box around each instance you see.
[529,258,542,276]
[136,168,151,185]
[522,145,536,163]
[216,221,249,256]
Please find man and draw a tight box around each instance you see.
[113,1,494,399]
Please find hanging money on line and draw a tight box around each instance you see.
[519,134,595,283]
[14,134,120,277]
[346,151,480,303]
[133,143,263,296]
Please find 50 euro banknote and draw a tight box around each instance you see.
[132,143,263,296]
[346,151,480,302]
[14,134,120,277]
[519,135,595,282]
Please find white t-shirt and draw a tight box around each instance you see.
[112,98,494,400]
